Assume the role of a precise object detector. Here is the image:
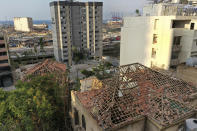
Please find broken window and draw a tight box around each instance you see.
[82,115,86,130]
[191,23,195,30]
[171,52,179,59]
[173,36,181,45]
[74,108,79,125]
[0,44,5,48]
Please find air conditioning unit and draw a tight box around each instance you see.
[185,118,197,131]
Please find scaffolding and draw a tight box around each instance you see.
[76,63,197,130]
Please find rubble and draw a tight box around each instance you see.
[76,63,197,130]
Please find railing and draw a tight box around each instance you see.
[0,49,6,52]
[161,5,197,16]
[0,40,4,44]
[0,56,8,61]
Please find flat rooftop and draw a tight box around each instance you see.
[50,1,103,7]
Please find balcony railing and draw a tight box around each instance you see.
[0,56,8,61]
[170,59,179,66]
[161,5,197,16]
[0,40,4,44]
[172,45,182,52]
[0,49,6,52]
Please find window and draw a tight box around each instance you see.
[0,60,8,64]
[191,23,195,30]
[0,52,7,56]
[154,19,159,30]
[74,108,79,125]
[153,34,158,44]
[82,115,86,130]
[0,44,5,48]
[171,52,179,59]
[173,36,181,45]
[151,48,156,58]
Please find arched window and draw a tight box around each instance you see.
[74,108,79,125]
[82,115,86,130]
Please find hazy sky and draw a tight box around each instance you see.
[0,0,147,21]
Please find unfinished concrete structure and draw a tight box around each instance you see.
[50,1,103,66]
[0,34,13,87]
[71,63,197,131]
[14,17,33,32]
[80,76,102,92]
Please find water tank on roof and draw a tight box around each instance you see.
[186,119,197,131]
[186,57,197,67]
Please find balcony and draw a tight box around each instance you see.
[170,59,179,66]
[0,56,8,61]
[0,63,9,67]
[172,45,182,52]
[0,49,6,52]
[0,40,4,44]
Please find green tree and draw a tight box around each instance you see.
[81,70,95,78]
[135,9,140,16]
[0,75,67,131]
[39,38,45,53]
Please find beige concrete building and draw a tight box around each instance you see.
[50,1,103,66]
[70,63,197,131]
[14,17,33,32]
[80,76,102,92]
[120,2,197,70]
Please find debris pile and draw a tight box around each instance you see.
[76,63,197,130]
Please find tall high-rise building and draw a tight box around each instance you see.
[50,1,103,66]
[120,1,197,70]
[0,34,13,87]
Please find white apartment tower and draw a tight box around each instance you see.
[50,1,103,66]
[120,1,197,70]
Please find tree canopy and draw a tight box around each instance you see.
[0,75,67,131]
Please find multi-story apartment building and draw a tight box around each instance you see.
[0,34,13,87]
[120,1,197,70]
[50,1,103,66]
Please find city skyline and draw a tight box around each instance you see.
[0,0,147,21]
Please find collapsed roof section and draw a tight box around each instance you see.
[23,59,67,83]
[25,59,66,75]
[76,63,197,130]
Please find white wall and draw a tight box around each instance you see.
[14,17,33,32]
[120,16,197,70]
[120,17,153,67]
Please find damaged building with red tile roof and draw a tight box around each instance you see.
[71,63,197,131]
[22,59,67,83]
